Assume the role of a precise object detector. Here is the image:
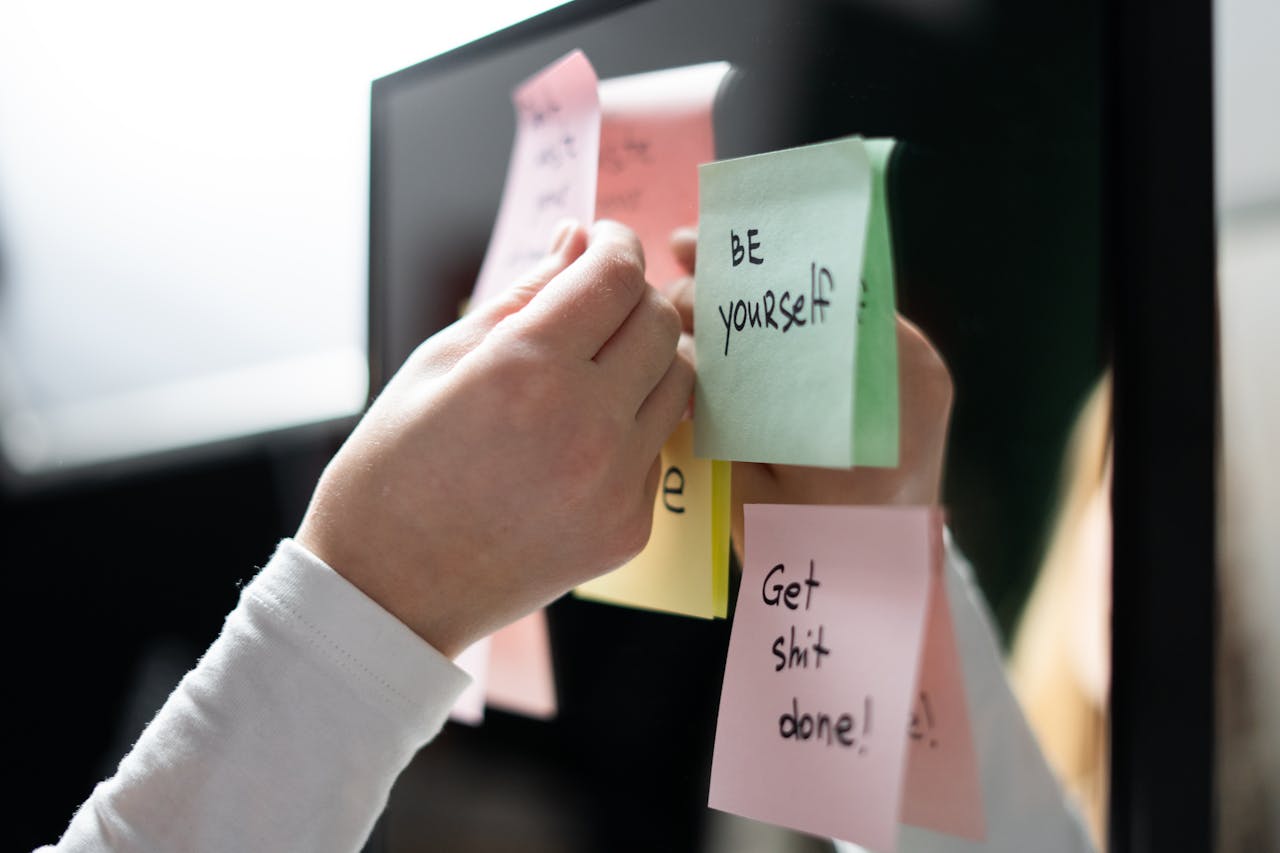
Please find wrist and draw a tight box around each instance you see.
[295,518,474,661]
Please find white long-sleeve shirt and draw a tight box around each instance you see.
[46,539,470,853]
[47,536,1092,853]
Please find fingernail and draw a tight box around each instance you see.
[549,219,577,253]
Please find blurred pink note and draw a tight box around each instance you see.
[901,557,985,839]
[711,505,938,852]
[470,50,600,306]
[449,610,557,725]
[449,639,489,724]
[596,62,730,289]
[486,609,557,718]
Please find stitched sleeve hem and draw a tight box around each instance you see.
[243,539,471,730]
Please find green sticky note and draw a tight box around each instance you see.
[854,139,900,466]
[694,136,899,468]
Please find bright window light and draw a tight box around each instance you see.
[0,1,567,474]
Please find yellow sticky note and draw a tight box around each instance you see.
[576,421,731,618]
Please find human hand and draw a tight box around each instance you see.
[666,227,953,560]
[297,221,692,658]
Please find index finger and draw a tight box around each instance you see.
[667,275,695,335]
[670,226,697,274]
[516,220,649,359]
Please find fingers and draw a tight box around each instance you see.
[670,226,697,274]
[399,222,587,382]
[634,335,695,456]
[593,284,682,411]
[667,226,697,333]
[516,220,650,360]
[894,314,954,505]
[667,274,695,334]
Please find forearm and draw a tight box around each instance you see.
[48,540,470,853]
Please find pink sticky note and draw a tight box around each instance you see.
[596,62,730,289]
[901,557,986,839]
[710,505,939,852]
[451,608,558,725]
[486,609,557,719]
[470,50,600,306]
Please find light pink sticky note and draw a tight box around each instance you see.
[901,557,986,839]
[486,609,557,719]
[470,50,600,306]
[450,610,558,725]
[710,505,938,853]
[596,62,730,289]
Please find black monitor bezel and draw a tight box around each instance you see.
[368,2,1219,850]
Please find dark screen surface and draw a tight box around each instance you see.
[370,0,1110,849]
[372,0,1105,630]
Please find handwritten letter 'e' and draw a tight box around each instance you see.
[575,62,733,619]
[576,421,731,617]
[694,137,899,468]
[469,50,600,307]
[710,504,981,852]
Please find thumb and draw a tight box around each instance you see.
[400,221,589,382]
[469,219,589,331]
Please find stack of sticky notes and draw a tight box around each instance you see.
[458,54,983,853]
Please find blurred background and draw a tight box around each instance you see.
[0,2,573,847]
[1213,0,1280,847]
[1,0,1274,850]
